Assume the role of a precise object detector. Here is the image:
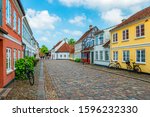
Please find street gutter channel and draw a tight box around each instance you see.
[37,61,46,100]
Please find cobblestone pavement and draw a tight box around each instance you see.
[45,60,150,100]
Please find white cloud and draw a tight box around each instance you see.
[101,9,126,25]
[59,0,150,10]
[47,0,53,4]
[63,29,83,37]
[69,15,86,26]
[40,37,51,43]
[26,9,61,31]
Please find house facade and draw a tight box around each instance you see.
[110,6,150,73]
[51,40,71,60]
[22,17,37,57]
[94,27,115,66]
[81,25,99,64]
[74,42,82,59]
[0,0,25,87]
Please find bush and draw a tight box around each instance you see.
[15,57,35,80]
[74,58,81,62]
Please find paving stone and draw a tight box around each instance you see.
[44,60,150,100]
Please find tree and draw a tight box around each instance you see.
[68,38,76,45]
[40,45,49,54]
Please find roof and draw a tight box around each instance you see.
[112,6,150,31]
[94,30,104,35]
[103,40,110,48]
[56,42,70,52]
[76,28,94,44]
[53,40,63,49]
[17,0,25,16]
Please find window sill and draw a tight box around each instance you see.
[112,42,118,44]
[135,36,145,40]
[135,62,146,65]
[6,23,12,28]
[7,69,13,74]
[122,39,129,42]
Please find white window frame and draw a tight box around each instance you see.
[95,51,98,60]
[6,48,12,73]
[105,51,109,61]
[123,29,129,40]
[136,24,145,38]
[113,51,118,61]
[112,33,118,43]
[136,49,145,63]
[13,10,17,30]
[6,0,11,25]
[18,17,21,34]
[123,50,130,62]
[99,51,103,61]
[14,49,17,69]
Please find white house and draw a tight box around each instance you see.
[94,26,115,66]
[74,42,82,59]
[51,40,70,60]
[22,17,38,57]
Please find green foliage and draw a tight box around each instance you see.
[15,57,38,80]
[74,58,81,62]
[40,45,49,54]
[68,38,76,45]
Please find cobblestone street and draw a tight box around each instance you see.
[45,60,150,100]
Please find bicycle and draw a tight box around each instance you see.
[108,60,121,69]
[25,62,34,86]
[125,61,141,73]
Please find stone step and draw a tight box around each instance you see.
[0,88,12,100]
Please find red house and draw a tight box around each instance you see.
[0,0,25,88]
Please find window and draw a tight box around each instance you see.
[60,55,62,58]
[123,29,129,40]
[99,34,104,45]
[14,49,17,69]
[95,36,98,45]
[105,51,109,61]
[136,24,145,37]
[136,50,145,63]
[100,51,103,61]
[13,10,17,30]
[6,0,11,25]
[113,51,118,61]
[113,33,118,42]
[123,50,130,62]
[6,48,12,72]
[18,50,20,59]
[64,55,66,58]
[18,17,20,34]
[95,51,98,60]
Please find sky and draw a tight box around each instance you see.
[21,0,150,49]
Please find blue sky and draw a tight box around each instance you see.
[21,0,150,49]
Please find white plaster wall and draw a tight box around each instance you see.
[74,42,82,59]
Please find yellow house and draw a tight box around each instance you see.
[110,6,150,73]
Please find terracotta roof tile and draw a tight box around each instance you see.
[56,42,70,52]
[112,6,150,30]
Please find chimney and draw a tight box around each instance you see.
[89,25,93,30]
[122,19,126,22]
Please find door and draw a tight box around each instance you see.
[91,52,94,64]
